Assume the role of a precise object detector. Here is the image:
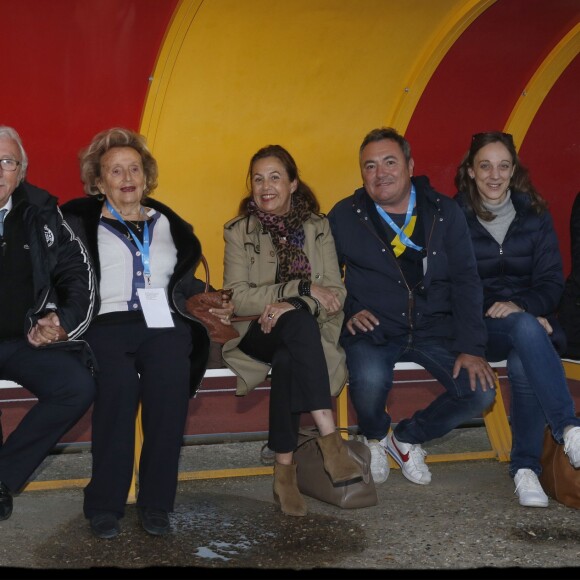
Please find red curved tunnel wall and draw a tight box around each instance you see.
[406,0,580,273]
[1,0,578,272]
[0,0,178,200]
[518,56,580,265]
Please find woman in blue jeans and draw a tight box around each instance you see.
[455,131,580,508]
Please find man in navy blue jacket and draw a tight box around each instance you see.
[328,127,496,486]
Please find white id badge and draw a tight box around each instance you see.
[137,288,175,328]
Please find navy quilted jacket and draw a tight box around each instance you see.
[454,190,564,316]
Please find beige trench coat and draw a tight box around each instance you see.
[221,212,348,397]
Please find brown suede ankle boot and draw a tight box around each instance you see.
[273,462,307,517]
[317,430,363,483]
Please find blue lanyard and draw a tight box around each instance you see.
[374,184,423,252]
[106,201,151,285]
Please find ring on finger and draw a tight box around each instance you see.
[268,313,275,320]
[352,317,358,323]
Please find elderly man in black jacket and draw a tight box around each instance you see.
[328,127,496,487]
[0,126,96,520]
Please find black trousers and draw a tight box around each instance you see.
[239,309,332,453]
[0,338,95,492]
[83,316,192,519]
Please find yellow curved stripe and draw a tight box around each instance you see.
[139,0,204,145]
[504,23,580,150]
[136,0,499,284]
[390,0,496,133]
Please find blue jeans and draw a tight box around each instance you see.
[344,336,495,445]
[485,312,580,477]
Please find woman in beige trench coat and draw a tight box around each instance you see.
[219,145,361,516]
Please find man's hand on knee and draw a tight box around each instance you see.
[453,353,496,392]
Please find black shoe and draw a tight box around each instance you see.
[137,506,170,536]
[0,481,13,521]
[90,512,120,539]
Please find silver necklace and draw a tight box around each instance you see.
[125,219,143,232]
[120,206,145,235]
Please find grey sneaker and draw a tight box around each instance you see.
[514,469,549,508]
[260,443,276,466]
[365,437,390,484]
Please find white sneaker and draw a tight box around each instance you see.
[563,426,580,468]
[513,468,549,508]
[386,432,431,485]
[364,437,390,484]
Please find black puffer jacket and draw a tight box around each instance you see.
[455,190,564,315]
[559,192,580,358]
[61,195,210,395]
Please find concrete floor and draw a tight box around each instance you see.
[1,427,580,579]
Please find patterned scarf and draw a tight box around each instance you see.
[248,193,312,283]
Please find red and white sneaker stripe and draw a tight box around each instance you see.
[386,432,431,485]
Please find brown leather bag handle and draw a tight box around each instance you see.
[198,254,258,323]
[199,254,211,293]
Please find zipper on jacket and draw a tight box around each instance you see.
[477,216,510,276]
[353,193,449,351]
[358,216,420,341]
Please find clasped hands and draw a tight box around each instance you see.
[27,311,68,347]
[209,291,236,326]
[259,284,341,334]
[486,301,552,334]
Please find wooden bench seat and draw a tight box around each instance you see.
[128,361,513,502]
[3,358,579,501]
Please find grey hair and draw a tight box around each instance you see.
[79,127,158,197]
[0,126,28,182]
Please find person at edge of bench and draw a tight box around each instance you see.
[455,131,580,508]
[0,125,96,522]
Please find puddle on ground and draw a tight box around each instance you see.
[510,524,580,543]
[34,491,366,570]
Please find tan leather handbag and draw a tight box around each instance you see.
[294,428,378,509]
[539,426,580,509]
